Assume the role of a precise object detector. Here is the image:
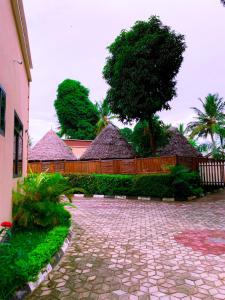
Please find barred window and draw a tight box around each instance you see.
[13,112,23,177]
[0,87,6,135]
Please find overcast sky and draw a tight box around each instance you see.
[23,0,225,144]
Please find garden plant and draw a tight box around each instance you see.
[0,172,78,300]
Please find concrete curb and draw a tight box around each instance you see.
[73,188,225,202]
[73,194,181,202]
[12,227,74,300]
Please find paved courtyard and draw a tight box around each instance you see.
[27,190,225,300]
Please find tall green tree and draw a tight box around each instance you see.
[120,127,133,144]
[103,16,186,154]
[95,99,115,134]
[54,79,99,139]
[132,116,169,157]
[187,94,225,148]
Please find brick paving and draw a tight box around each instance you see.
[27,190,225,300]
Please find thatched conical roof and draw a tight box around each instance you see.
[80,124,135,160]
[157,127,202,157]
[29,130,76,161]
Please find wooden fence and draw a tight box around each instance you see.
[28,156,225,186]
[28,156,177,175]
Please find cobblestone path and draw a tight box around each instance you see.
[27,190,225,300]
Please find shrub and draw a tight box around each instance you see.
[132,174,174,197]
[66,171,202,199]
[13,172,75,205]
[169,165,203,198]
[0,226,69,300]
[12,172,76,228]
[67,174,134,196]
[13,201,71,229]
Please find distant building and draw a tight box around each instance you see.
[158,127,202,157]
[63,139,92,159]
[81,124,135,160]
[29,130,76,162]
[0,0,32,224]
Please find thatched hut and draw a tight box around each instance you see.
[157,127,202,157]
[80,124,135,160]
[29,130,76,161]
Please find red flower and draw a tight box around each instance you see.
[1,221,12,228]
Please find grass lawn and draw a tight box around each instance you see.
[0,225,69,300]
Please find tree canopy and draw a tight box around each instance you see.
[120,128,133,144]
[103,16,186,124]
[132,116,169,157]
[121,116,169,157]
[54,79,99,140]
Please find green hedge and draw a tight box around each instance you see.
[0,226,69,300]
[66,172,202,198]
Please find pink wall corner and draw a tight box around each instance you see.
[0,0,30,223]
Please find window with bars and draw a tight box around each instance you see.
[13,112,23,177]
[0,87,6,135]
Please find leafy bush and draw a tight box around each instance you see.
[13,172,75,205]
[12,172,77,228]
[169,165,203,198]
[67,174,134,196]
[0,226,69,300]
[13,201,71,228]
[66,171,202,199]
[132,174,174,197]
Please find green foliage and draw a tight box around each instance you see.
[132,175,174,198]
[187,93,225,148]
[0,226,69,300]
[66,171,202,199]
[103,16,186,149]
[169,165,203,198]
[13,201,71,229]
[95,99,116,134]
[177,123,186,136]
[67,174,134,196]
[13,172,74,205]
[120,116,169,157]
[120,127,133,144]
[12,173,75,228]
[54,79,99,139]
[132,117,169,157]
[188,138,209,153]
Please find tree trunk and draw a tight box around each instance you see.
[148,118,157,156]
[210,132,216,149]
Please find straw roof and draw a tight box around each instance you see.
[29,130,76,161]
[80,124,135,160]
[157,127,202,157]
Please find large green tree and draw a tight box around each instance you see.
[103,16,186,154]
[132,116,169,157]
[54,79,99,139]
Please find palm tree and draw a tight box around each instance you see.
[96,99,116,134]
[177,123,187,136]
[187,94,225,148]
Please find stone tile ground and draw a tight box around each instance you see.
[27,190,225,300]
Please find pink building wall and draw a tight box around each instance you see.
[64,139,92,158]
[0,0,32,223]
